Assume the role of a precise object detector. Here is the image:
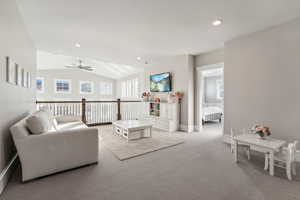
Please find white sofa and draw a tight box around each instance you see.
[10,111,99,182]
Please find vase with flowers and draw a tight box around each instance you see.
[141,92,151,102]
[251,125,271,139]
[167,92,183,103]
[175,92,183,100]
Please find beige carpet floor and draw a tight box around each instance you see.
[3,123,300,200]
[99,127,185,160]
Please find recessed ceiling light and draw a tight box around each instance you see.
[75,43,81,48]
[212,19,223,26]
[136,57,141,61]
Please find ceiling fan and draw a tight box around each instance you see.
[65,60,94,71]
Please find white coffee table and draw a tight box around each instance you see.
[112,120,153,141]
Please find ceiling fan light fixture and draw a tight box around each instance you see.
[212,19,223,26]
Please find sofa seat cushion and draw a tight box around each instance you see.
[56,121,87,131]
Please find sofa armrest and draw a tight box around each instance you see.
[55,115,82,123]
[14,127,99,181]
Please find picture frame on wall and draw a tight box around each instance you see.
[26,72,31,88]
[6,56,16,85]
[24,70,28,88]
[21,68,25,87]
[15,64,22,86]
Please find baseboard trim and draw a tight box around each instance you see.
[0,154,18,195]
[222,135,300,162]
[180,124,187,132]
[180,124,195,132]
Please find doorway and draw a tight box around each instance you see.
[197,63,224,131]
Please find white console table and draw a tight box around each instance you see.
[140,102,180,132]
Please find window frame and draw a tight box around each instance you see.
[121,77,139,99]
[79,81,94,94]
[100,82,113,95]
[36,77,45,93]
[216,79,224,100]
[54,79,72,94]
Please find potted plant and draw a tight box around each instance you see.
[175,92,183,100]
[167,92,183,103]
[141,92,151,102]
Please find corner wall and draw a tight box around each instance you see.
[0,0,36,193]
[224,18,300,141]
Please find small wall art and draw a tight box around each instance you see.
[15,63,22,86]
[26,71,31,88]
[21,68,25,87]
[6,56,16,85]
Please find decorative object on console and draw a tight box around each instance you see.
[175,91,183,99]
[141,92,151,102]
[168,91,183,103]
[153,97,160,102]
[251,125,271,139]
[168,93,176,103]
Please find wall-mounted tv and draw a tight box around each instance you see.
[150,72,172,92]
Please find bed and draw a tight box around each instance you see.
[202,106,223,124]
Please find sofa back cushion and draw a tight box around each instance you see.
[39,107,58,130]
[26,111,53,135]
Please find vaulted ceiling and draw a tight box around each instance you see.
[17,0,300,78]
[37,51,142,79]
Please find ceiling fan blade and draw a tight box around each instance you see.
[84,68,94,71]
[65,66,78,69]
[81,65,92,68]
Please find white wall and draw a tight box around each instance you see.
[224,18,300,141]
[141,55,193,131]
[0,0,36,192]
[37,69,116,100]
[195,49,224,67]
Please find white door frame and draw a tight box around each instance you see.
[196,63,224,132]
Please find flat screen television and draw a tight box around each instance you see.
[150,72,172,92]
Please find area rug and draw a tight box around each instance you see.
[98,127,185,160]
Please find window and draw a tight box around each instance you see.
[36,77,44,93]
[121,77,139,98]
[55,79,71,93]
[216,79,224,100]
[80,81,93,94]
[100,82,113,95]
